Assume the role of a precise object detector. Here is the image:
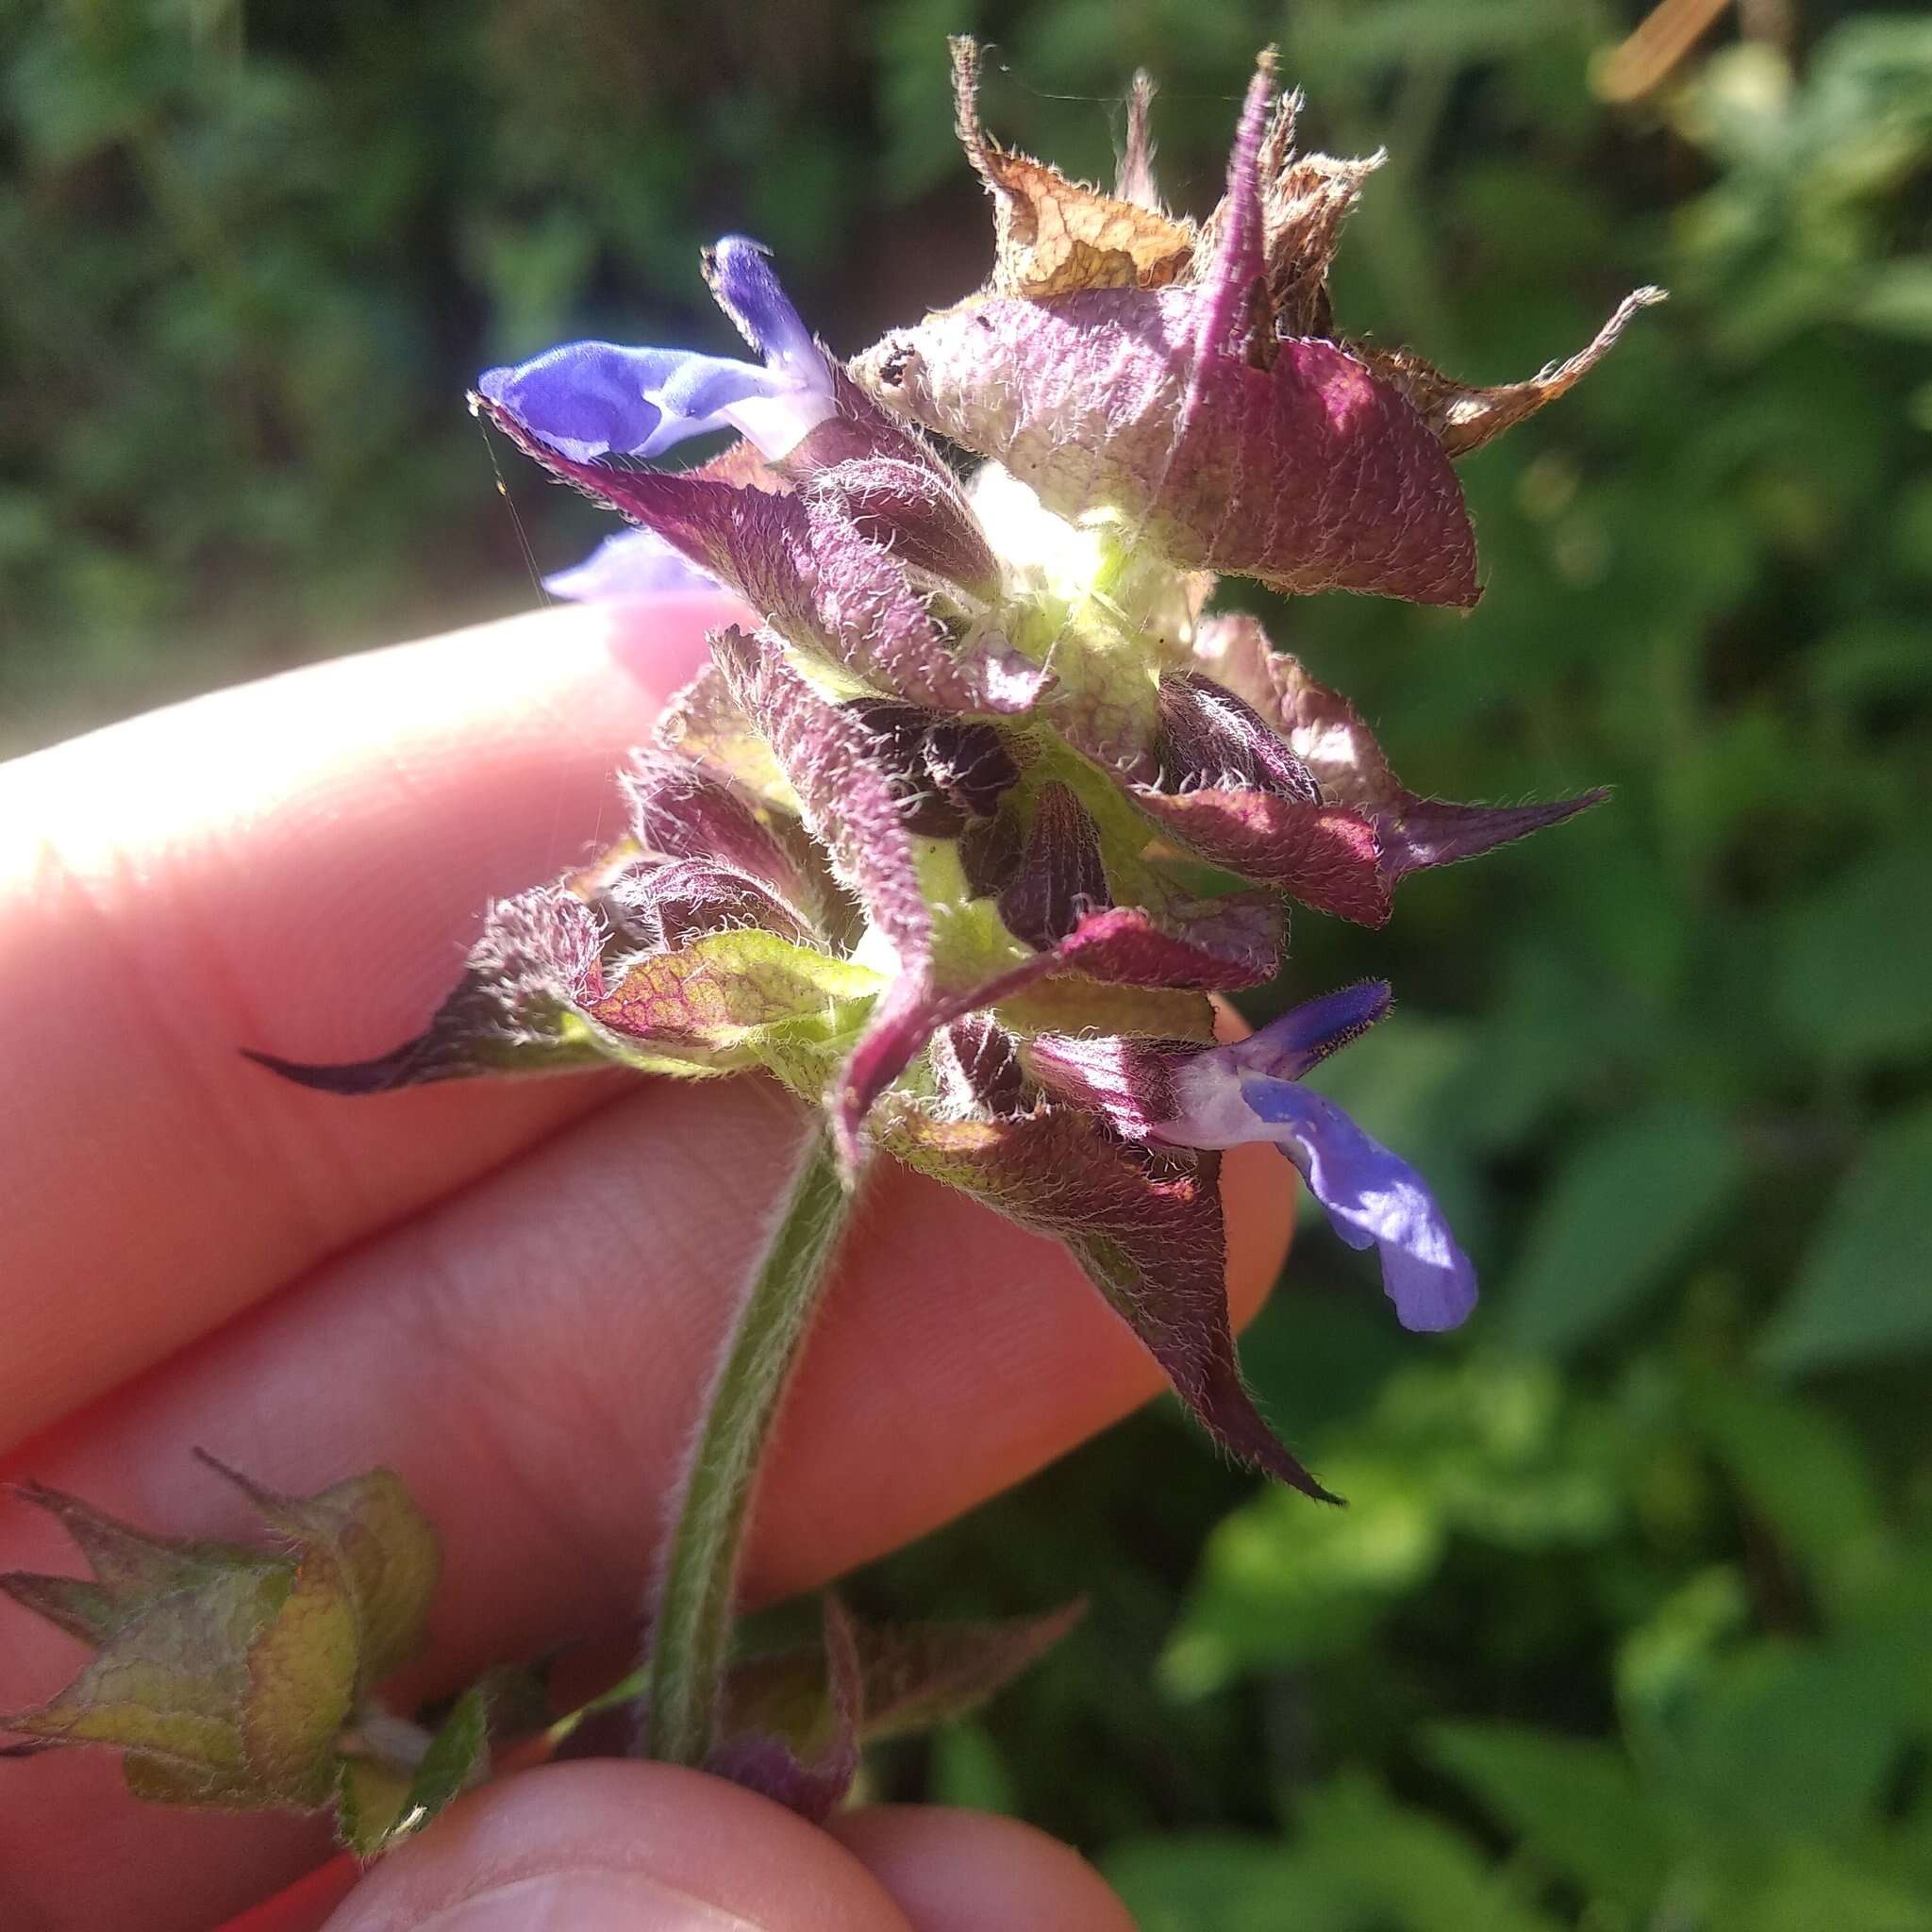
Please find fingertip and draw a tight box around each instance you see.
[319,1761,913,1932]
[831,1806,1138,1932]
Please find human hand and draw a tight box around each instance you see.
[0,597,1292,1931]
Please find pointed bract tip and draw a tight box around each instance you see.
[1239,979,1393,1082]
[240,1044,413,1096]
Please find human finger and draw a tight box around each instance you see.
[0,1072,1294,1930]
[831,1805,1137,1932]
[316,1759,917,1931]
[0,593,736,1451]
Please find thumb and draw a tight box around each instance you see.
[319,1760,915,1932]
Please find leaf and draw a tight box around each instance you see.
[1360,287,1666,458]
[850,1601,1087,1743]
[1774,845,1932,1068]
[1670,1636,1918,1844]
[1758,1103,1932,1374]
[195,1458,441,1696]
[1161,1457,1443,1693]
[927,1722,1020,1815]
[706,1596,863,1824]
[1427,1722,1669,1910]
[245,887,613,1093]
[858,288,1481,606]
[2,1461,444,1814]
[475,393,1044,715]
[883,1102,1335,1499]
[335,1667,545,1856]
[722,1600,1085,1750]
[1500,1106,1747,1357]
[1292,1774,1567,1932]
[1173,617,1606,924]
[587,928,881,1089]
[1681,1373,1890,1612]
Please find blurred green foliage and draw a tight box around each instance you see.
[8,2,1930,1924]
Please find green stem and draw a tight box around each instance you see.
[643,1124,851,1766]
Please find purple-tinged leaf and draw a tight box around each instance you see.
[476,393,1044,715]
[1046,902,1280,991]
[246,888,611,1093]
[712,632,929,966]
[858,285,1478,608]
[997,781,1111,948]
[605,858,812,952]
[1155,672,1318,802]
[621,749,826,928]
[711,1594,1084,1823]
[881,1104,1335,1500]
[658,661,795,807]
[1133,783,1390,924]
[837,891,1269,1162]
[1188,615,1606,897]
[706,1597,862,1824]
[932,1015,1029,1117]
[808,455,1000,600]
[711,628,936,1159]
[586,930,879,1087]
[848,1601,1087,1743]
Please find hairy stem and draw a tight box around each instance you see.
[643,1124,851,1766]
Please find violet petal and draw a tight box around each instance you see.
[1241,1078,1477,1332]
[542,528,718,601]
[476,340,787,463]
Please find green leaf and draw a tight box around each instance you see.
[1670,1637,1918,1844]
[196,1457,441,1697]
[1682,1373,1891,1613]
[1774,848,1932,1068]
[1714,1843,1932,1932]
[2,1460,444,1814]
[1759,1103,1932,1374]
[588,928,881,1092]
[1293,1774,1567,1932]
[1104,1833,1331,1932]
[1160,1457,1445,1693]
[241,1544,361,1806]
[926,1721,1018,1815]
[334,1668,546,1857]
[1427,1722,1670,1910]
[1500,1106,1747,1357]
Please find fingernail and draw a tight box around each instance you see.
[407,1869,762,1931]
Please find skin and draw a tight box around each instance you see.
[0,596,1294,1932]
